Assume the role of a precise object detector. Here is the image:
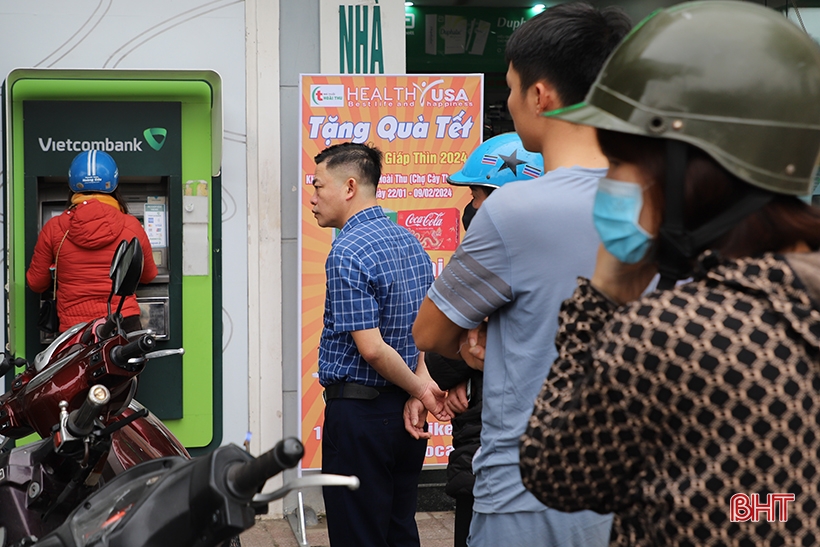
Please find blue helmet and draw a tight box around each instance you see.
[448,132,543,189]
[68,150,119,193]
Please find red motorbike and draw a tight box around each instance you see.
[0,237,189,544]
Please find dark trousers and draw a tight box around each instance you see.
[322,392,427,547]
[454,495,474,547]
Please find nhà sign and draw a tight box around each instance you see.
[320,0,406,74]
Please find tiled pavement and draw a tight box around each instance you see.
[240,511,456,547]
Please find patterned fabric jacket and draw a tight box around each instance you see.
[520,251,820,546]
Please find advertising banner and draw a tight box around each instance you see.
[299,74,483,469]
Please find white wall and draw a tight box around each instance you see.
[0,0,251,449]
[246,0,285,483]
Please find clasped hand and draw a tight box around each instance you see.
[460,322,487,371]
[404,380,473,440]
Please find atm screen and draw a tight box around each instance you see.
[41,202,65,227]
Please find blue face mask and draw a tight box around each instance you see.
[593,177,653,264]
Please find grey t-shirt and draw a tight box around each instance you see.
[428,166,604,513]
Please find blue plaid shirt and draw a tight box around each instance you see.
[318,206,434,387]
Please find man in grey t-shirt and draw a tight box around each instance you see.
[409,4,631,547]
[421,167,610,547]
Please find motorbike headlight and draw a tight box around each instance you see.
[69,468,167,546]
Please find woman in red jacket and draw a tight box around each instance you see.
[27,150,158,332]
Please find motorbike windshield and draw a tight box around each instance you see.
[33,322,87,372]
[69,466,168,546]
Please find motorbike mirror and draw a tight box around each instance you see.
[109,239,128,280]
[111,238,144,298]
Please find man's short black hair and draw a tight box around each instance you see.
[505,2,632,106]
[314,142,383,190]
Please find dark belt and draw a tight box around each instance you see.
[323,382,404,401]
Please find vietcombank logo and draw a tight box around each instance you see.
[143,127,167,151]
[37,127,168,153]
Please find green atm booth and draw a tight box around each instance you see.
[2,69,223,452]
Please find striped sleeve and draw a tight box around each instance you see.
[427,205,512,328]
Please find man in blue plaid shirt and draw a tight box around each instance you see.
[311,142,448,547]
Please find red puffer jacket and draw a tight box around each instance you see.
[26,197,158,332]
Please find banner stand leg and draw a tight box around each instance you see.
[286,491,311,547]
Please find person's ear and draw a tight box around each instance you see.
[532,81,561,115]
[345,177,357,200]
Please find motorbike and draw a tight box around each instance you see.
[0,237,189,545]
[13,436,358,547]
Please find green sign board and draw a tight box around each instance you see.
[23,101,181,176]
[405,6,543,73]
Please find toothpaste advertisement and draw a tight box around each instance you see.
[299,74,483,469]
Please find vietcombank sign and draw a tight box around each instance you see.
[24,101,181,177]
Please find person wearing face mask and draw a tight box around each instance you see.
[519,3,820,546]
[412,133,544,547]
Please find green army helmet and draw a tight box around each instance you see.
[547,1,820,196]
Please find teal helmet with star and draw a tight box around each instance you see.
[448,132,544,189]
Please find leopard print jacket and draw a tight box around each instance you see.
[520,252,820,547]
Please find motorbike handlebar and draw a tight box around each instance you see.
[253,474,360,504]
[110,334,156,368]
[226,437,304,499]
[95,314,121,340]
[67,385,111,437]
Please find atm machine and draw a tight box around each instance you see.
[3,69,223,453]
[35,175,177,346]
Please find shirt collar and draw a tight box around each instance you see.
[339,206,385,236]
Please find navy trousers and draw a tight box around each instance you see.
[322,391,427,547]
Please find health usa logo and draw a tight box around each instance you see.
[310,85,345,107]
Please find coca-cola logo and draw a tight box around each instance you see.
[404,212,445,228]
